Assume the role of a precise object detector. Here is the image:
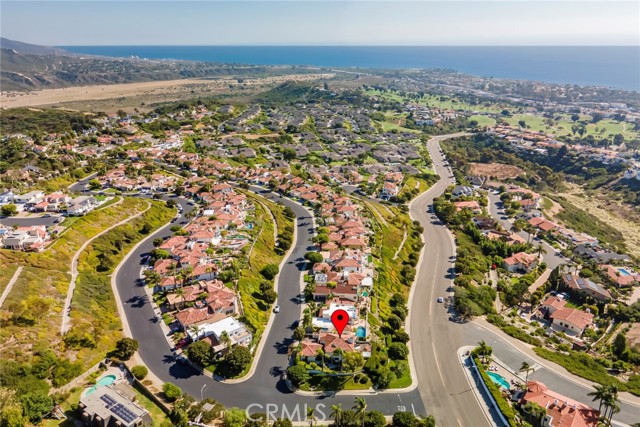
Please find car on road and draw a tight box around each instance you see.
[42,214,51,218]
[273,305,280,313]
[54,217,63,223]
[437,297,444,303]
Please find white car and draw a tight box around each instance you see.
[273,305,280,313]
[437,297,444,303]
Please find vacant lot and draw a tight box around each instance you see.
[627,323,640,353]
[556,185,640,258]
[469,162,524,179]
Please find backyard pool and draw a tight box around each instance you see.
[356,326,366,338]
[85,374,117,395]
[487,371,510,389]
[617,267,632,276]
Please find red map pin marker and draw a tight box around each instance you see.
[331,309,349,337]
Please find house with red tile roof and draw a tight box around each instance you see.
[549,307,594,337]
[519,381,599,427]
[503,252,538,273]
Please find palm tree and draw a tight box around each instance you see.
[536,243,547,259]
[588,384,608,415]
[220,330,232,350]
[520,361,533,384]
[352,397,367,427]
[174,287,185,310]
[604,385,620,424]
[303,309,313,332]
[316,348,325,371]
[477,341,492,363]
[330,403,343,427]
[306,407,316,427]
[189,325,201,341]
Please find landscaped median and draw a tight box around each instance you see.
[470,348,518,427]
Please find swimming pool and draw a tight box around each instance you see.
[356,326,366,338]
[85,374,117,395]
[487,371,510,389]
[617,267,631,276]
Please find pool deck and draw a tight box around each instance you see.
[80,366,129,398]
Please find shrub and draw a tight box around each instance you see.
[131,366,148,380]
[162,382,182,402]
[260,264,280,280]
[388,342,409,360]
[286,364,309,387]
[113,338,138,360]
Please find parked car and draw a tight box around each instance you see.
[437,297,444,303]
[273,305,280,313]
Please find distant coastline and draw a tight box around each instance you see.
[61,45,640,91]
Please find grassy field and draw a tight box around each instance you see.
[502,114,639,140]
[0,263,19,295]
[534,347,640,396]
[69,200,174,367]
[553,196,627,252]
[235,191,293,340]
[468,115,497,127]
[0,198,173,373]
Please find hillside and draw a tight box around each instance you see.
[0,38,316,92]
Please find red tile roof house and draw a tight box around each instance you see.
[503,252,539,273]
[518,381,599,427]
[454,201,482,214]
[549,307,594,337]
[601,264,640,287]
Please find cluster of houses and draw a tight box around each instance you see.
[487,124,637,170]
[149,184,254,355]
[0,190,100,216]
[97,166,179,193]
[299,195,375,364]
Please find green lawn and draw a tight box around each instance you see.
[468,115,497,127]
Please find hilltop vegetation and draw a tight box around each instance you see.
[0,107,97,135]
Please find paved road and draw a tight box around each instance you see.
[408,134,495,427]
[114,186,425,419]
[486,192,565,270]
[0,215,62,228]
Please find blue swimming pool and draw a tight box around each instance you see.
[487,371,510,389]
[356,326,366,338]
[617,268,631,276]
[85,374,116,395]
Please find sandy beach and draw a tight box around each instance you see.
[0,73,334,109]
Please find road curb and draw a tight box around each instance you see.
[224,187,311,384]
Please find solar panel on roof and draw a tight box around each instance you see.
[111,403,137,424]
[100,395,117,407]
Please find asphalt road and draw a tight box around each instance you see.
[107,144,639,424]
[485,192,564,270]
[407,134,496,427]
[0,215,62,227]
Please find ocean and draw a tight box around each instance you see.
[61,46,640,91]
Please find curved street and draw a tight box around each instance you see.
[107,135,640,425]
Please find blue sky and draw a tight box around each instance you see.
[1,1,639,46]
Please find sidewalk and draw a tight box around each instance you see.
[457,346,504,427]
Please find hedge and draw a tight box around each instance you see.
[473,355,518,427]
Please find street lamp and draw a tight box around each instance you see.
[200,383,207,401]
